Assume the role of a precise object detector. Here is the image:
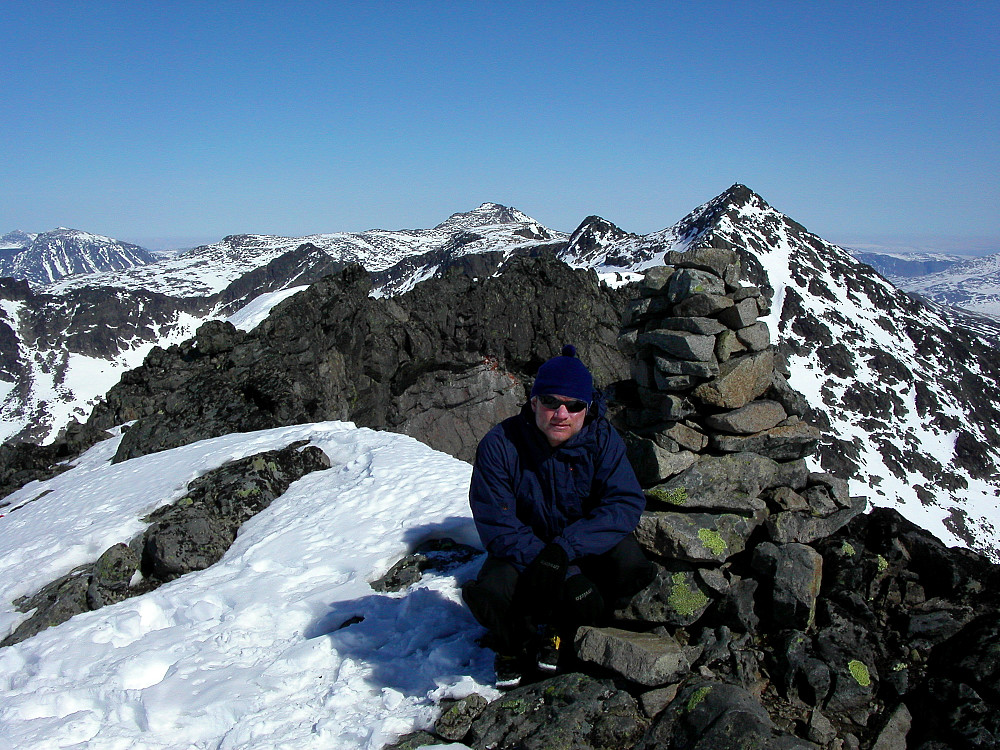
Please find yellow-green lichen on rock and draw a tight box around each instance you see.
[697,528,727,556]
[841,541,856,557]
[668,572,710,617]
[686,685,712,712]
[649,486,689,506]
[499,697,531,715]
[848,659,871,687]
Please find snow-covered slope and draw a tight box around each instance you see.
[0,422,495,749]
[560,185,1000,559]
[0,228,157,286]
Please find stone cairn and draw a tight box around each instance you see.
[529,247,875,735]
[610,247,866,636]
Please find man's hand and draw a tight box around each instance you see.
[519,543,568,616]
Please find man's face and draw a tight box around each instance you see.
[531,393,588,447]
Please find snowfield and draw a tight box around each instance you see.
[0,422,497,750]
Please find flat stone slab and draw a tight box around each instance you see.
[654,356,719,378]
[673,293,734,317]
[711,422,821,460]
[646,452,780,512]
[653,316,727,335]
[693,349,775,409]
[575,626,690,687]
[705,400,788,435]
[667,268,726,302]
[636,507,769,564]
[664,247,738,277]
[766,495,868,544]
[639,329,717,362]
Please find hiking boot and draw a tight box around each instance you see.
[494,653,523,689]
[535,627,562,673]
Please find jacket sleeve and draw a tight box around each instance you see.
[552,423,645,559]
[468,427,546,571]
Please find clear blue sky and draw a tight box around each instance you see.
[2,1,997,251]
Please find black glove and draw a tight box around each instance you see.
[520,543,569,616]
[562,574,605,625]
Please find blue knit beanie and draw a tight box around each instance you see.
[530,345,593,402]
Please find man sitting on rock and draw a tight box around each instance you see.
[463,345,655,688]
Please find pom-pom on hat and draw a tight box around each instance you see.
[530,345,593,403]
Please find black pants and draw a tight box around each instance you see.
[462,533,654,655]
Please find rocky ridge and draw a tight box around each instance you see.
[80,256,631,465]
[0,205,565,445]
[383,259,1000,750]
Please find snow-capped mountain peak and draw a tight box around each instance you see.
[434,202,537,231]
[0,230,37,251]
[0,228,157,286]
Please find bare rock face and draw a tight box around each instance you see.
[575,626,691,687]
[85,256,632,464]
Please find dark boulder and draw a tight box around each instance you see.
[464,672,649,750]
[638,680,818,749]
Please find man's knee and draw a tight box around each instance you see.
[582,533,656,601]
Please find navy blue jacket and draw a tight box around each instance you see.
[469,393,645,571]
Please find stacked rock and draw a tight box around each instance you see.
[612,247,866,633]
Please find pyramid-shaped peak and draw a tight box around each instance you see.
[568,215,632,244]
[712,183,772,211]
[435,202,536,231]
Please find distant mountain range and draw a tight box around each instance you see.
[2,188,1000,561]
[847,249,972,278]
[845,247,1000,318]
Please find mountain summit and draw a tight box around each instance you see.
[434,202,538,231]
[0,228,156,285]
[558,184,1000,559]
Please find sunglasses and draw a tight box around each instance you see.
[536,394,589,413]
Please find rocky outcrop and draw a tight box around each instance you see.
[0,441,330,647]
[0,420,110,502]
[384,504,1000,749]
[383,258,1000,750]
[84,256,633,464]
